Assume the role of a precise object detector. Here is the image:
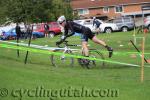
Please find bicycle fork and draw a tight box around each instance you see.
[60,46,69,61]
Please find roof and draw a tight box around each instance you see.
[71,0,150,10]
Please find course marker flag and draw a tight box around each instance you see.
[0,40,150,55]
[0,43,141,67]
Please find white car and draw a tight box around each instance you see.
[0,30,3,37]
[74,19,118,33]
[144,16,150,30]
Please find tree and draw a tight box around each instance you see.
[0,0,73,24]
[0,0,8,25]
[52,0,73,20]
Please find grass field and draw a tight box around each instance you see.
[0,31,150,100]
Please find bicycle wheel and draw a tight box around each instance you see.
[86,49,105,69]
[50,50,74,67]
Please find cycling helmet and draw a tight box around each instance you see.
[57,15,66,24]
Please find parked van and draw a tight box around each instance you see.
[107,17,135,32]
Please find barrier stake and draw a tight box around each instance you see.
[141,37,145,82]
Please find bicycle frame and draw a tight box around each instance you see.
[53,41,105,68]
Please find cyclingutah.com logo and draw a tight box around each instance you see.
[0,86,119,100]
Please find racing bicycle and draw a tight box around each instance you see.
[50,41,105,69]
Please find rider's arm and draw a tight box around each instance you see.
[58,23,71,43]
[65,21,75,38]
[57,21,75,45]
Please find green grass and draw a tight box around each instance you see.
[0,31,150,100]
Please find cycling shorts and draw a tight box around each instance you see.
[81,34,88,42]
[82,27,95,40]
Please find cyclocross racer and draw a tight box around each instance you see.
[56,15,113,58]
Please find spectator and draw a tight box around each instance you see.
[15,23,21,40]
[44,22,49,37]
[93,17,101,34]
[25,24,32,40]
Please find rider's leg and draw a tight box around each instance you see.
[84,27,106,46]
[79,34,90,66]
[81,34,89,56]
[92,36,107,46]
[91,36,113,58]
[85,28,113,58]
[82,41,89,56]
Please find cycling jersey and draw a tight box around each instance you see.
[64,21,95,39]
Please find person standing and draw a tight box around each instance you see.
[15,23,21,57]
[93,17,101,34]
[15,23,21,40]
[44,22,49,37]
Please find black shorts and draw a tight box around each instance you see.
[82,27,95,40]
[81,34,88,42]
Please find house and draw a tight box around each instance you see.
[71,0,150,20]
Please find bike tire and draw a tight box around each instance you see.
[50,50,74,67]
[87,49,105,69]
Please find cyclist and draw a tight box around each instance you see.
[93,17,101,34]
[56,15,113,59]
